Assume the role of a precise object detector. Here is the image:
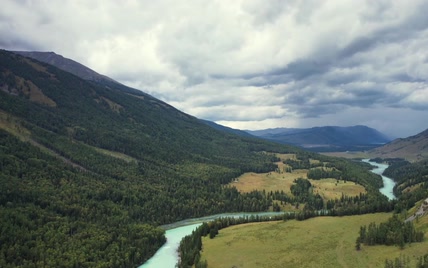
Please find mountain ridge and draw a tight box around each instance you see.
[246,125,391,152]
[13,51,116,83]
[370,128,428,162]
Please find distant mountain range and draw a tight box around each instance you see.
[246,125,392,152]
[370,128,428,161]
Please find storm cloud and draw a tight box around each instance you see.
[1,0,428,137]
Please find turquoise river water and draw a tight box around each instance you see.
[140,159,396,267]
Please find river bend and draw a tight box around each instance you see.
[141,159,396,267]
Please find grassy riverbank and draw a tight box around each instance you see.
[200,213,428,268]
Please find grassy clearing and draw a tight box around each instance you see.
[230,153,366,200]
[201,213,428,268]
[312,179,366,200]
[230,170,307,194]
[15,76,57,107]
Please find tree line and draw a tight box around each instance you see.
[356,215,424,249]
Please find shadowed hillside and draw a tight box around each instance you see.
[370,129,428,162]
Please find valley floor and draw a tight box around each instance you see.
[200,213,427,268]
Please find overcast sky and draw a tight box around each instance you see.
[1,0,428,137]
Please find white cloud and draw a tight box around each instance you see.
[1,0,428,137]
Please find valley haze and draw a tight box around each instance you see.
[1,0,428,137]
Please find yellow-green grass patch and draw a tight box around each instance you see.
[201,213,427,268]
[15,76,57,107]
[230,171,366,200]
[311,179,366,200]
[415,213,428,233]
[230,169,308,194]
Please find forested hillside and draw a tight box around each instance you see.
[0,50,397,267]
[0,50,304,266]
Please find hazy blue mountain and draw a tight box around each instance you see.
[246,125,392,152]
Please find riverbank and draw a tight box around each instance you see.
[200,212,428,268]
[139,212,286,268]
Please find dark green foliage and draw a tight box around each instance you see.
[289,178,324,210]
[307,167,341,180]
[177,214,290,268]
[357,215,424,248]
[383,159,428,197]
[417,254,428,268]
[384,255,410,268]
[379,158,428,213]
[283,158,311,169]
[384,254,428,268]
[290,178,312,198]
[355,237,361,251]
[0,130,166,267]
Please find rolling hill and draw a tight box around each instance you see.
[246,125,391,152]
[370,128,428,162]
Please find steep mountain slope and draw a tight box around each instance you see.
[13,51,115,83]
[0,49,302,266]
[370,129,428,162]
[246,125,391,152]
[13,50,148,96]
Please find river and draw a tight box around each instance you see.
[362,159,396,200]
[140,159,396,267]
[139,212,285,268]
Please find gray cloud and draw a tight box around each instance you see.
[1,0,428,137]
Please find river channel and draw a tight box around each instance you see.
[362,159,396,200]
[140,159,396,267]
[139,212,285,268]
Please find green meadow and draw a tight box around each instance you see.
[201,213,428,268]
